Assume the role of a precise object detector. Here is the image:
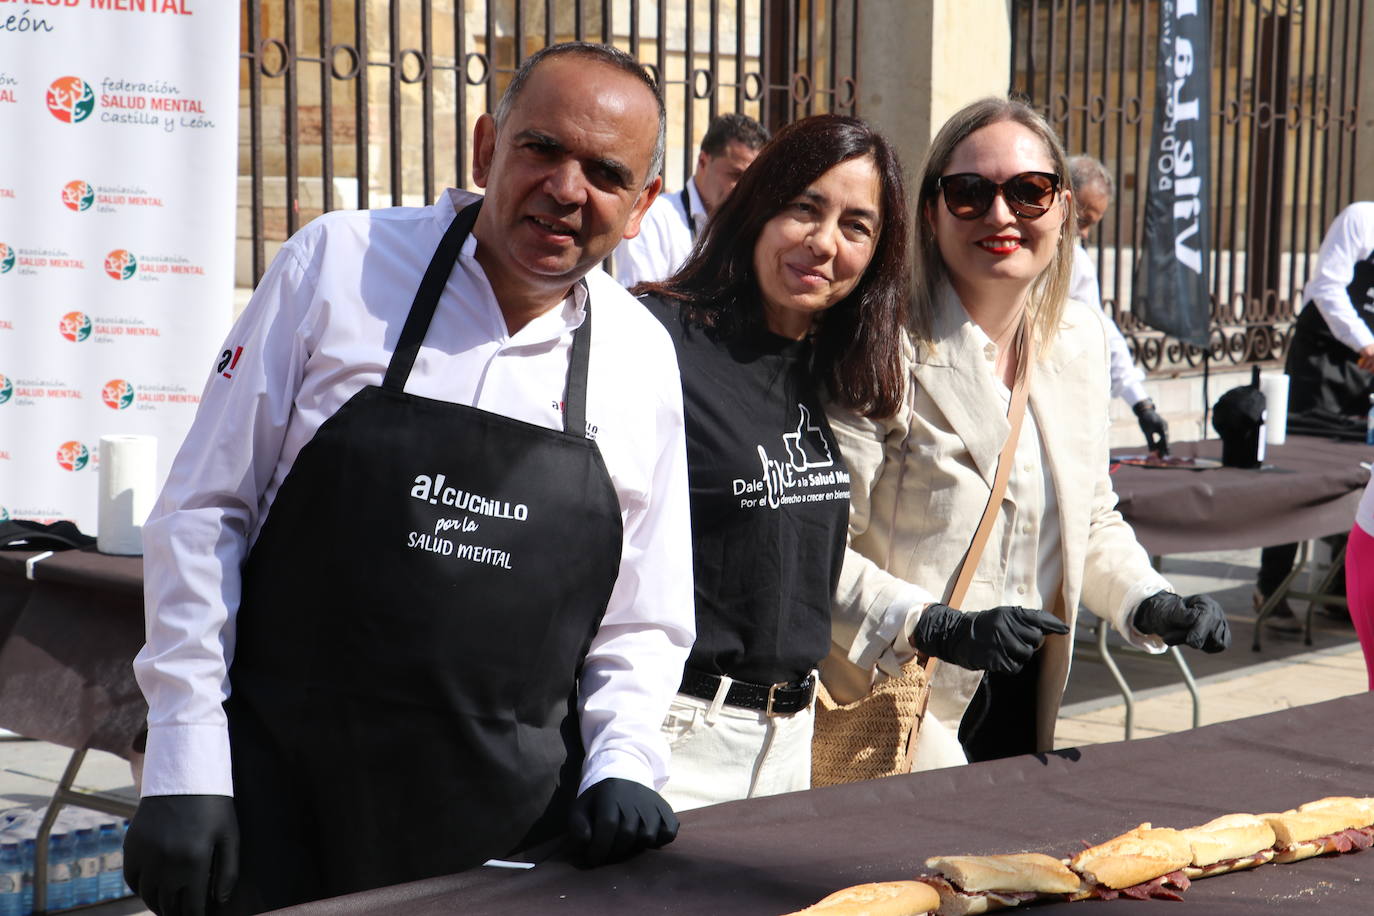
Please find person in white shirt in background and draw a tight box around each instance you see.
[1066,155,1169,454]
[612,112,770,287]
[124,41,695,916]
[1256,201,1374,632]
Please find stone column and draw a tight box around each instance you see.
[856,0,1012,176]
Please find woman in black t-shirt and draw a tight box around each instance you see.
[634,115,910,809]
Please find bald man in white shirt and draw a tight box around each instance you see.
[1067,155,1169,453]
[123,42,695,916]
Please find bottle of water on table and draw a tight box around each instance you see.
[18,838,34,916]
[45,830,74,912]
[97,820,126,901]
[0,840,22,916]
[73,827,99,905]
[1366,393,1374,445]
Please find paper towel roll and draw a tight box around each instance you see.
[98,434,157,555]
[1260,373,1290,445]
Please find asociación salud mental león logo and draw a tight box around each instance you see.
[104,249,137,280]
[101,379,135,410]
[56,440,91,472]
[59,311,92,342]
[0,374,11,405]
[47,76,95,124]
[0,244,13,274]
[62,180,95,212]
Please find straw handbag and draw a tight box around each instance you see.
[811,330,1032,786]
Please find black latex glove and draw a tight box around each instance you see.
[1132,591,1231,652]
[911,603,1070,675]
[123,794,239,916]
[567,777,678,867]
[1133,398,1170,456]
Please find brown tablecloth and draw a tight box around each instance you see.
[274,691,1374,915]
[0,548,146,757]
[1111,434,1370,555]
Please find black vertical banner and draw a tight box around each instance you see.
[1133,0,1212,347]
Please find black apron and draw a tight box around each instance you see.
[223,201,624,912]
[1284,248,1374,439]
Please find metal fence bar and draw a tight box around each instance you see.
[238,0,859,287]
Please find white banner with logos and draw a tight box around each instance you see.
[0,2,237,531]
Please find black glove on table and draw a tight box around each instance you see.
[1132,591,1231,652]
[911,603,1070,675]
[567,777,678,867]
[1133,398,1170,455]
[123,794,239,916]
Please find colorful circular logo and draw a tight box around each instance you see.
[101,378,135,410]
[104,249,137,280]
[62,180,95,212]
[56,440,91,472]
[0,374,11,405]
[59,311,92,342]
[0,244,13,274]
[47,76,95,124]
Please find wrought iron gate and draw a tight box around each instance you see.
[237,0,859,286]
[1011,0,1365,373]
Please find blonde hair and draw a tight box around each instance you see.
[911,97,1076,358]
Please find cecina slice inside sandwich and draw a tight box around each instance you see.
[1066,823,1193,901]
[916,853,1084,915]
[1261,796,1374,863]
[780,880,942,916]
[1178,813,1278,878]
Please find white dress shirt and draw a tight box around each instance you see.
[135,188,696,799]
[1070,244,1149,406]
[611,177,706,288]
[1302,201,1374,354]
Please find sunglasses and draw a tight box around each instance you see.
[934,171,1061,221]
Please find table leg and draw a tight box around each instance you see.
[1288,543,1349,647]
[1095,619,1135,741]
[30,746,137,914]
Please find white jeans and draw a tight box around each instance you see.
[658,679,815,812]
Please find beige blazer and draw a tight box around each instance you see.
[825,287,1170,756]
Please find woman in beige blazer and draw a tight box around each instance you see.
[824,97,1230,769]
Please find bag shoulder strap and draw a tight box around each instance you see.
[903,322,1034,769]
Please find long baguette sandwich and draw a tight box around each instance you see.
[1179,813,1277,878]
[1066,823,1192,901]
[1260,796,1374,863]
[917,853,1084,915]
[781,880,942,916]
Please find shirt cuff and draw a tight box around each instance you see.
[140,723,235,797]
[1118,575,1173,654]
[859,584,936,679]
[579,746,658,795]
[1119,377,1149,408]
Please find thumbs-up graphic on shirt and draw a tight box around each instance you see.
[782,403,834,472]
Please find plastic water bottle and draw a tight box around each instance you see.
[73,828,99,905]
[1366,393,1374,445]
[99,821,127,901]
[18,838,34,916]
[0,841,22,916]
[45,831,74,911]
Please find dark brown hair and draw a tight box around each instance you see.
[637,114,910,419]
